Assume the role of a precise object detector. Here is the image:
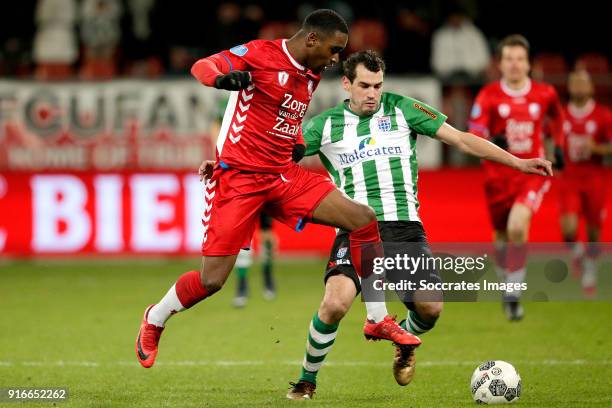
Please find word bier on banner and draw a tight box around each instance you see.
[0,172,205,255]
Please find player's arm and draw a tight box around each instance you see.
[436,123,553,176]
[590,109,612,155]
[468,90,503,146]
[545,86,566,168]
[299,115,326,160]
[590,143,612,155]
[191,49,251,90]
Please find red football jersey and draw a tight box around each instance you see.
[562,99,612,170]
[208,39,320,173]
[469,79,564,179]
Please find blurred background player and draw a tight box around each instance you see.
[287,50,552,400]
[468,34,565,321]
[559,69,612,297]
[232,213,277,307]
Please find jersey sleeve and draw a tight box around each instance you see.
[545,84,565,148]
[603,107,612,143]
[468,88,492,138]
[216,41,263,70]
[191,44,252,86]
[302,115,326,156]
[398,96,447,137]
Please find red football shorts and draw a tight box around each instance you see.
[484,173,551,231]
[201,162,336,256]
[558,171,606,228]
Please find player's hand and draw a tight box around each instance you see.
[491,134,508,150]
[198,160,215,182]
[516,157,553,176]
[214,71,252,91]
[553,145,565,170]
[292,144,306,162]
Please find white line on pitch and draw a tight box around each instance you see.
[0,359,610,368]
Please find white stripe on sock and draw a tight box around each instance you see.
[302,358,323,372]
[309,322,337,344]
[147,284,184,327]
[306,343,334,357]
[407,314,427,334]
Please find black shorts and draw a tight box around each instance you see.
[324,221,431,293]
[260,212,273,230]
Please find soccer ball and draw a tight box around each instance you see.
[470,360,521,404]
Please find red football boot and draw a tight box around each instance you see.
[135,304,164,368]
[364,315,422,346]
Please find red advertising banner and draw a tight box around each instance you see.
[1,169,610,257]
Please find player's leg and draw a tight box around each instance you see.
[137,255,237,367]
[311,189,389,322]
[287,274,357,400]
[582,224,601,297]
[394,300,443,386]
[582,180,605,297]
[136,167,263,367]
[502,203,532,321]
[233,249,253,307]
[559,180,583,278]
[503,176,550,321]
[259,213,276,300]
[270,166,417,345]
[484,179,513,284]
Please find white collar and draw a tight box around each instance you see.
[282,39,305,71]
[501,78,532,97]
[568,99,595,119]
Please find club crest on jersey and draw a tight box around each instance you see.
[229,44,248,56]
[377,116,392,132]
[529,103,541,119]
[498,103,511,118]
[586,120,597,134]
[278,71,289,86]
[336,247,348,258]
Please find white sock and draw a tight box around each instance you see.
[505,267,526,298]
[147,284,185,327]
[572,242,585,259]
[365,302,388,322]
[495,265,507,282]
[582,258,597,288]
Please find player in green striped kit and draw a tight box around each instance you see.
[287,50,553,400]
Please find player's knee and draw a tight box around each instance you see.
[352,203,376,229]
[507,225,527,243]
[416,302,443,323]
[320,297,351,323]
[200,271,226,295]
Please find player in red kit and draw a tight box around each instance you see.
[135,10,420,370]
[469,35,564,320]
[559,69,612,297]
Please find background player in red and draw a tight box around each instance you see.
[559,69,612,297]
[135,9,421,370]
[469,34,565,321]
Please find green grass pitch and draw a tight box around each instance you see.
[0,259,610,407]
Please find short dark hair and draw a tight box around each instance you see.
[497,34,530,57]
[343,50,386,82]
[303,9,348,35]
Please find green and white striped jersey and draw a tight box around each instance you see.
[303,92,446,222]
